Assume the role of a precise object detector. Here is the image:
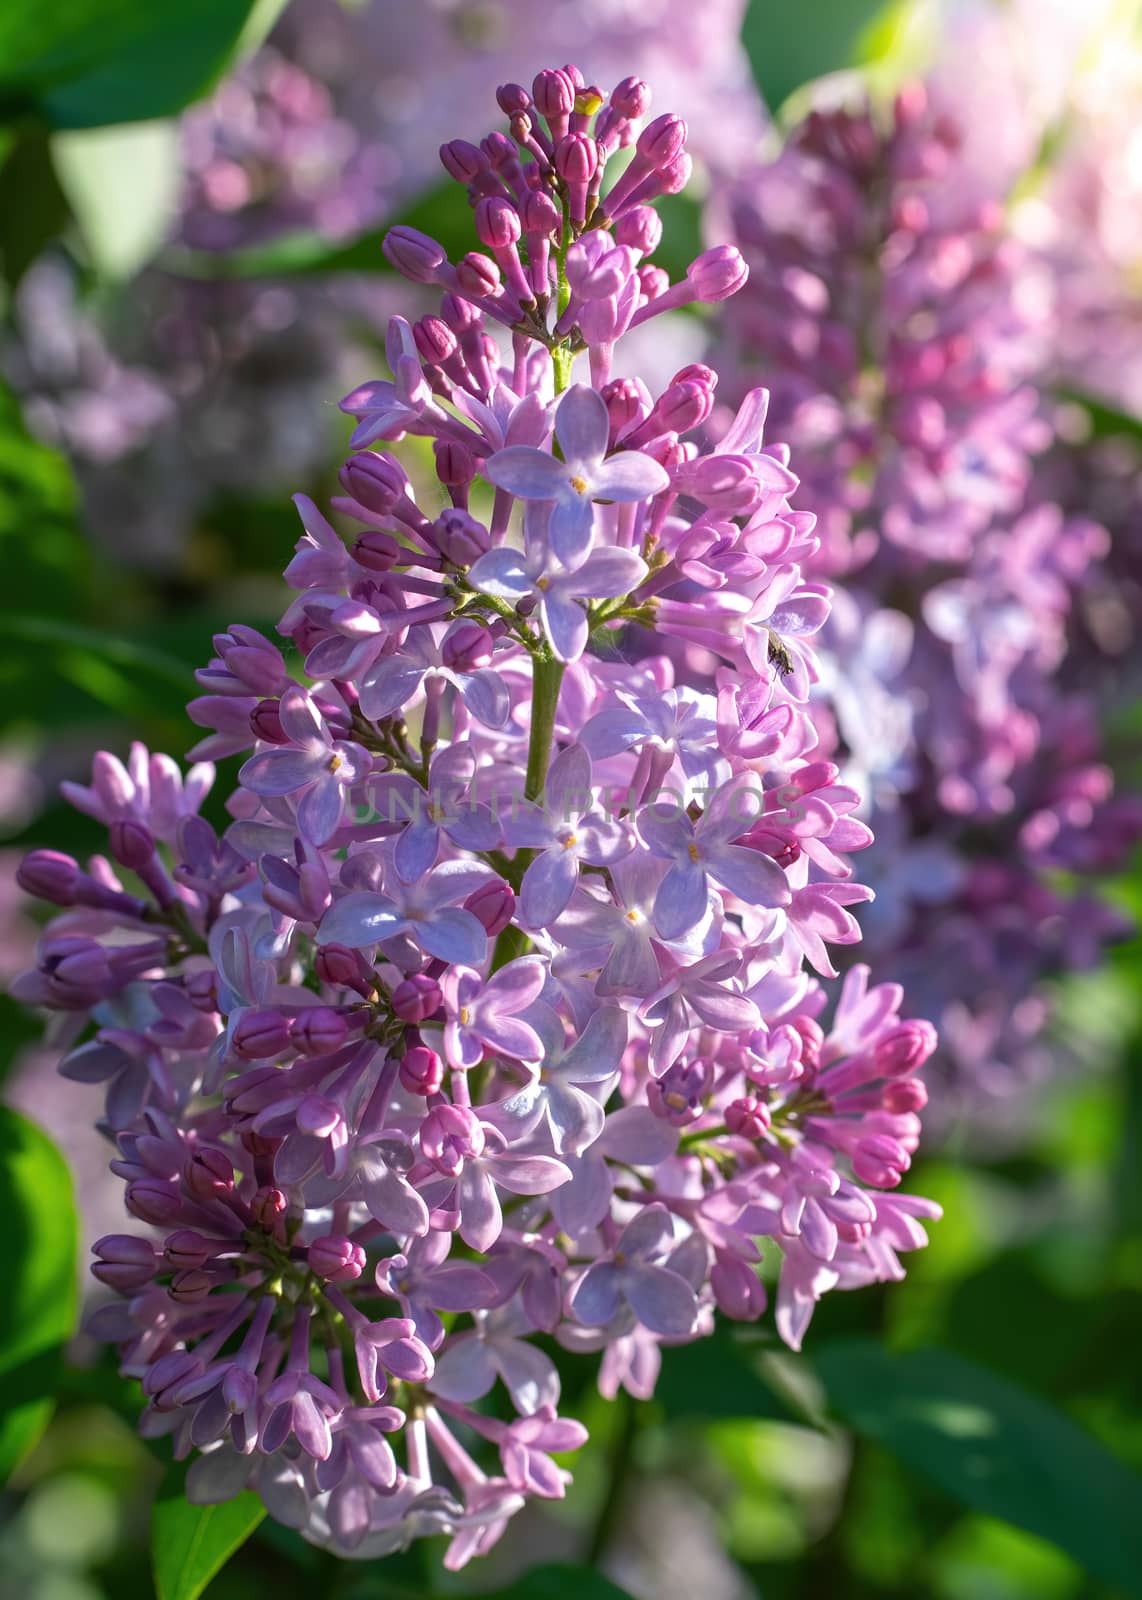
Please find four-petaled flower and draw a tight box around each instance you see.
[240,685,370,846]
[484,384,670,565]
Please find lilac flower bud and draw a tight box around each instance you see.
[92,1235,156,1292]
[532,68,575,138]
[414,315,459,368]
[391,974,443,1024]
[455,251,501,297]
[637,112,687,169]
[431,508,491,567]
[875,1020,938,1076]
[522,189,560,238]
[421,1103,484,1173]
[639,264,670,301]
[290,1007,350,1056]
[18,850,79,905]
[339,451,411,516]
[309,1234,366,1283]
[883,1079,929,1114]
[497,82,530,116]
[184,1147,235,1203]
[725,1096,772,1138]
[434,440,477,491]
[474,196,522,251]
[143,1351,201,1403]
[126,1178,184,1226]
[352,529,401,572]
[687,245,749,302]
[615,206,662,258]
[251,1185,288,1227]
[790,1015,825,1073]
[109,819,155,871]
[297,1095,342,1137]
[611,76,651,119]
[163,1230,216,1271]
[399,1044,445,1096]
[601,378,646,438]
[315,943,375,997]
[554,134,599,224]
[170,1268,214,1303]
[442,619,494,672]
[441,291,482,333]
[232,1008,291,1060]
[439,139,488,185]
[250,699,287,744]
[382,225,448,283]
[710,1252,767,1321]
[852,1135,911,1188]
[464,879,515,937]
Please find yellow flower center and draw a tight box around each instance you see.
[687,842,701,862]
[536,576,550,591]
[328,753,343,773]
[569,474,589,495]
[459,1006,471,1025]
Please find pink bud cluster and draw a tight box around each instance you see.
[14,65,939,1567]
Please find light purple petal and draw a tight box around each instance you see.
[710,844,792,909]
[394,819,440,882]
[483,446,568,501]
[558,1006,628,1082]
[485,956,547,1011]
[239,747,321,797]
[555,383,610,465]
[297,773,344,846]
[520,848,579,928]
[625,1264,698,1336]
[413,907,488,965]
[570,1261,622,1326]
[653,859,709,939]
[317,892,403,948]
[548,494,597,567]
[467,546,534,600]
[573,546,649,598]
[428,1336,497,1402]
[489,1154,571,1194]
[458,669,511,729]
[591,452,671,502]
[493,1338,560,1415]
[545,1082,606,1155]
[540,590,588,663]
[358,658,427,721]
[458,1163,502,1252]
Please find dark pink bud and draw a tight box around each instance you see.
[710,1251,767,1321]
[91,1234,155,1292]
[232,1008,291,1061]
[601,378,645,436]
[615,205,662,257]
[352,529,402,572]
[464,879,515,937]
[413,315,458,367]
[143,1351,200,1401]
[482,131,518,173]
[554,132,598,183]
[790,1014,824,1073]
[400,1044,445,1096]
[170,1268,214,1303]
[434,440,476,489]
[725,1096,772,1139]
[610,76,651,119]
[187,970,217,1012]
[883,1078,929,1113]
[382,225,448,283]
[297,1095,341,1138]
[184,1147,234,1203]
[441,291,483,333]
[532,67,575,120]
[455,252,501,297]
[109,819,155,870]
[391,974,442,1024]
[687,245,749,302]
[639,264,670,301]
[636,112,687,168]
[431,509,490,566]
[309,1233,366,1283]
[474,196,522,251]
[18,850,79,905]
[315,943,375,996]
[442,619,494,672]
[339,451,410,516]
[250,698,287,744]
[290,1007,349,1057]
[251,1185,288,1226]
[875,1020,938,1077]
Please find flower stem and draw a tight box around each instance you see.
[552,212,574,393]
[525,653,565,802]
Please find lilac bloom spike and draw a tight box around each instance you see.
[11,60,940,1573]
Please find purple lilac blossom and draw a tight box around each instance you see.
[714,83,1142,1104]
[14,67,938,1567]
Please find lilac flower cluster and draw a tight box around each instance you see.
[715,86,1142,1100]
[14,68,939,1564]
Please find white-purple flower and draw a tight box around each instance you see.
[239,686,370,846]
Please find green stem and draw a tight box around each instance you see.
[552,211,574,393]
[525,654,566,802]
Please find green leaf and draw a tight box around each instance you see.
[0,1106,79,1481]
[815,1339,1142,1597]
[0,132,72,290]
[152,1466,266,1600]
[53,118,180,278]
[0,0,282,130]
[741,0,904,110]
[656,1318,806,1424]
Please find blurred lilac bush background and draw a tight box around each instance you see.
[0,2,1140,1598]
